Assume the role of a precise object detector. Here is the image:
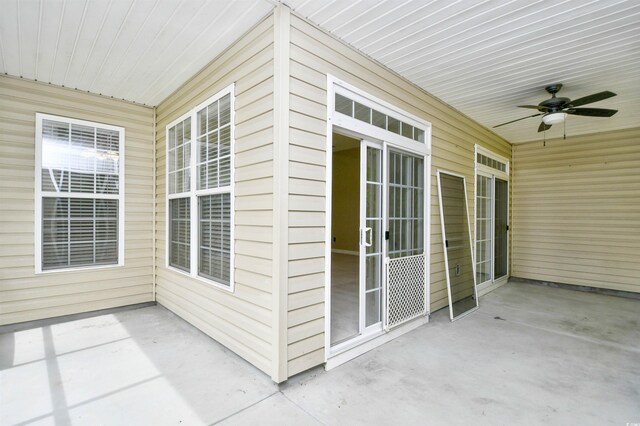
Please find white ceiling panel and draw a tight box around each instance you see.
[1,0,638,143]
[286,0,640,143]
[0,0,275,106]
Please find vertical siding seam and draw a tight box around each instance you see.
[272,5,290,383]
[510,143,515,277]
[152,106,157,301]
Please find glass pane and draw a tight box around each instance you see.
[387,116,400,134]
[169,198,191,272]
[95,241,118,264]
[219,94,231,127]
[366,184,380,218]
[207,102,219,133]
[494,178,508,279]
[196,96,232,191]
[219,125,231,158]
[42,197,118,270]
[365,289,381,326]
[219,157,231,187]
[365,254,381,290]
[199,193,231,285]
[366,147,381,182]
[354,102,371,123]
[168,117,191,195]
[372,110,386,129]
[335,93,353,116]
[197,109,207,136]
[401,122,413,139]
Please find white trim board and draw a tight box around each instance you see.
[326,316,429,370]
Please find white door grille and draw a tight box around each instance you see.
[385,254,427,331]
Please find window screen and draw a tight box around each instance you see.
[37,115,123,271]
[388,151,425,259]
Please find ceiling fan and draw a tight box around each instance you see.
[494,84,618,132]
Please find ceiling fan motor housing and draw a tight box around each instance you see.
[540,97,571,112]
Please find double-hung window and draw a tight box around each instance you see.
[166,85,234,290]
[35,113,125,273]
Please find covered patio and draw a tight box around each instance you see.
[2,281,638,425]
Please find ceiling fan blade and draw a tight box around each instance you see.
[567,91,616,107]
[494,113,542,128]
[566,108,618,117]
[518,105,549,111]
[538,122,551,132]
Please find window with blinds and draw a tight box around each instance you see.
[166,85,234,290]
[168,116,192,272]
[36,114,124,272]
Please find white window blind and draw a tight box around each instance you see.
[169,198,190,272]
[36,114,124,272]
[166,85,234,291]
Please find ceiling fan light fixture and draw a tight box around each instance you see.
[542,112,567,125]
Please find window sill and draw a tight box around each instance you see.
[165,264,234,293]
[36,262,124,275]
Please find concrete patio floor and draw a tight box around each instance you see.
[1,282,639,425]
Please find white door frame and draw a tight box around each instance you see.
[473,145,510,295]
[325,75,432,361]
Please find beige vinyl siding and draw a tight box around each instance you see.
[286,14,511,375]
[154,16,276,376]
[0,76,154,325]
[512,128,640,293]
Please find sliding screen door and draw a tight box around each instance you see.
[494,178,508,279]
[438,171,477,320]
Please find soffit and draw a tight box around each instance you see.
[285,0,640,143]
[0,0,274,106]
[2,0,638,144]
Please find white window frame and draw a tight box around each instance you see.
[165,84,235,292]
[475,145,509,178]
[34,113,125,274]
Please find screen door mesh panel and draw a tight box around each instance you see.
[385,254,427,330]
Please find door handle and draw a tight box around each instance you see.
[363,227,372,247]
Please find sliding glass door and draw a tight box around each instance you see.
[475,174,492,286]
[361,142,384,330]
[475,173,509,288]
